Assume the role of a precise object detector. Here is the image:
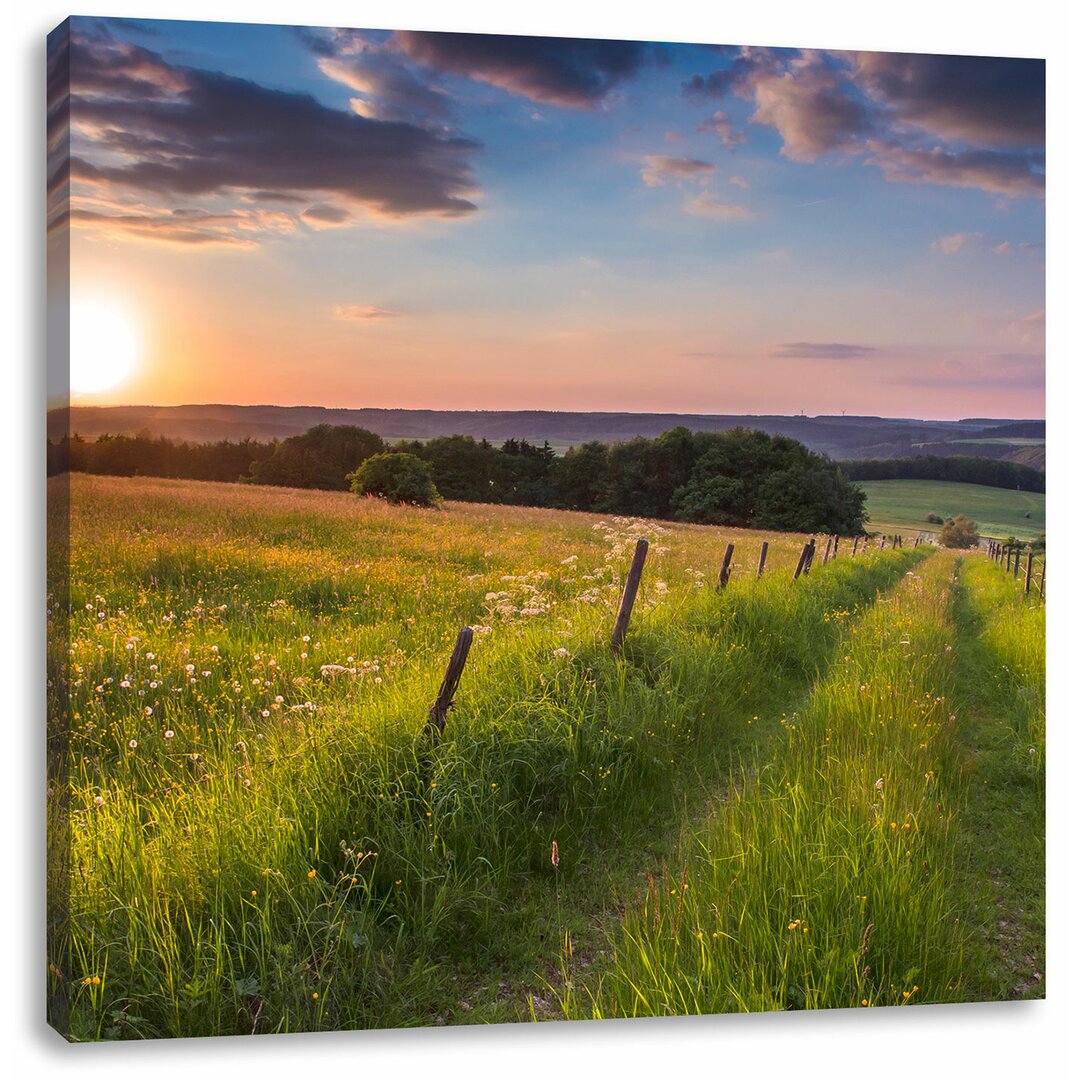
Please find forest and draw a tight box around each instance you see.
[49,423,868,534]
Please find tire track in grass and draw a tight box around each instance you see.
[557,550,965,1018]
[948,555,1044,1000]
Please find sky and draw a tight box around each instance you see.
[47,15,1046,419]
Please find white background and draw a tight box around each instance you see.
[5,1,1076,1076]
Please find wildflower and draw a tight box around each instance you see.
[312,992,319,1000]
[93,795,104,807]
[551,840,559,868]
[553,648,570,658]
[307,869,317,879]
[874,777,884,791]
[144,706,153,716]
[128,740,137,749]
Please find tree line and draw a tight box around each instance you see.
[50,423,868,533]
[839,455,1044,493]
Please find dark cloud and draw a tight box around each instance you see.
[749,57,873,162]
[298,27,453,127]
[771,342,878,360]
[682,48,790,100]
[393,31,649,107]
[301,204,352,228]
[850,52,1044,149]
[680,47,1044,198]
[866,140,1044,198]
[66,31,481,238]
[68,206,295,246]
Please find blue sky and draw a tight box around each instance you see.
[51,15,1045,418]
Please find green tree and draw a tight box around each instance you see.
[939,515,979,548]
[347,452,441,507]
[250,425,384,490]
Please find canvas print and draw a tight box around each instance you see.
[46,15,1045,1041]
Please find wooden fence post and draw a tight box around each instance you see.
[1025,552,1033,594]
[757,541,769,579]
[805,537,817,573]
[852,536,859,555]
[879,535,886,551]
[611,538,649,656]
[793,542,810,581]
[1013,548,1021,578]
[822,536,833,563]
[426,626,474,736]
[718,542,735,590]
[1039,562,1045,599]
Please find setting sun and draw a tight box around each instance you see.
[70,299,140,395]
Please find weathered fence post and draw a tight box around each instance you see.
[879,535,886,551]
[1039,562,1045,599]
[805,537,817,573]
[757,541,769,579]
[611,538,649,656]
[1025,552,1033,594]
[852,536,859,555]
[718,542,735,590]
[426,626,474,736]
[793,542,810,581]
[822,536,833,563]
[1013,548,1021,578]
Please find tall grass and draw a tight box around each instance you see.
[559,551,969,1017]
[51,476,921,1038]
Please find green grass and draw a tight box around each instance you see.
[47,475,1043,1039]
[557,549,1045,1018]
[858,479,1045,540]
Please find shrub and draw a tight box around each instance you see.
[926,513,944,525]
[939,514,979,548]
[347,452,441,507]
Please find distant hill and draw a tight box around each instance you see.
[50,404,1042,465]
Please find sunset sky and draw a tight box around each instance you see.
[48,15,1045,419]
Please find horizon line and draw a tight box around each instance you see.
[51,402,1046,425]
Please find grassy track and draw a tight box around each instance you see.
[859,479,1045,540]
[48,476,1043,1038]
[947,555,1045,999]
[556,548,1045,1017]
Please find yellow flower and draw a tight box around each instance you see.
[312,992,319,1000]
[307,869,316,879]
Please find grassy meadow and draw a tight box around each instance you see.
[47,475,1044,1039]
[859,478,1045,541]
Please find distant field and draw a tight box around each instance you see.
[859,479,1045,540]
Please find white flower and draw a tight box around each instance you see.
[128,740,138,749]
[553,648,570,659]
[874,778,884,791]
[164,729,175,739]
[144,706,153,716]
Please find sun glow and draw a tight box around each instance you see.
[70,299,141,395]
